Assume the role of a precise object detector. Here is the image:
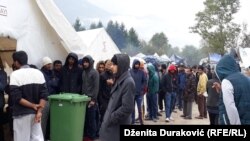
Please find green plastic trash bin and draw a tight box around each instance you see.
[48,93,90,141]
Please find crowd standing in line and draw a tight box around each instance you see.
[0,51,250,141]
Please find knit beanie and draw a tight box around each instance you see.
[42,57,52,66]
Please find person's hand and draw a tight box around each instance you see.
[34,112,42,123]
[32,104,40,111]
[106,79,114,85]
[212,82,221,93]
[88,101,95,108]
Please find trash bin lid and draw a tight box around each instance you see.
[48,94,90,103]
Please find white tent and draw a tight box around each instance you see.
[153,52,160,57]
[77,28,121,67]
[160,54,170,62]
[0,0,86,69]
[134,53,146,58]
[239,47,250,68]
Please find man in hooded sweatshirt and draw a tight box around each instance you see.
[216,54,250,125]
[130,59,147,125]
[60,53,82,94]
[146,63,159,122]
[99,54,135,141]
[81,55,100,141]
[162,64,178,122]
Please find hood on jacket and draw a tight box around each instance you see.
[147,63,156,77]
[168,64,177,73]
[112,54,130,78]
[82,55,94,70]
[132,59,140,69]
[215,54,239,81]
[64,53,78,67]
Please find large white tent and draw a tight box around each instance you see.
[0,0,86,69]
[77,28,121,67]
[239,47,250,68]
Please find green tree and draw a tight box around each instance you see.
[181,45,205,66]
[73,18,85,31]
[97,21,103,28]
[149,32,168,49]
[90,23,97,29]
[128,28,140,47]
[190,0,241,54]
[106,21,128,49]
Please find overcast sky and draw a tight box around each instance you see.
[81,0,250,48]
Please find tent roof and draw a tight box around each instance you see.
[77,28,121,67]
[160,54,170,61]
[77,28,105,48]
[0,0,86,68]
[134,53,146,58]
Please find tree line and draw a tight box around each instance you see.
[73,0,250,66]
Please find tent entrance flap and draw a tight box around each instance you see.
[0,37,17,68]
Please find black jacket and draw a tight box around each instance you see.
[0,69,7,108]
[60,53,82,94]
[81,55,99,101]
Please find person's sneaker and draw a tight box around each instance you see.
[184,116,192,120]
[180,115,186,117]
[157,112,162,116]
[160,110,164,113]
[153,118,158,122]
[165,118,170,122]
[195,116,203,119]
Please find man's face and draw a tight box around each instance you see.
[68,57,75,66]
[83,61,90,69]
[44,63,52,70]
[98,64,105,73]
[134,63,140,69]
[54,63,62,71]
[13,61,21,70]
[198,69,203,75]
[186,68,191,75]
[170,70,175,73]
[111,63,118,74]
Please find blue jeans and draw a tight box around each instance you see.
[132,95,143,124]
[84,104,99,139]
[165,92,176,118]
[147,93,158,119]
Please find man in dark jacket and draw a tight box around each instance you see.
[177,64,186,111]
[53,60,62,94]
[99,54,135,141]
[158,64,167,112]
[0,65,7,141]
[130,59,147,125]
[206,74,220,125]
[98,60,114,124]
[60,53,82,94]
[216,55,250,125]
[81,55,99,141]
[182,67,196,119]
[10,51,48,141]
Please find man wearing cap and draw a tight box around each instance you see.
[40,56,59,140]
[10,51,48,141]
